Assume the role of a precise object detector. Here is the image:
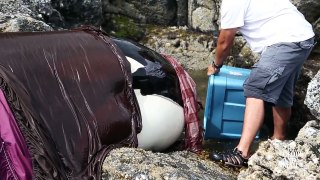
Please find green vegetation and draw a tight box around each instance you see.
[111,15,143,40]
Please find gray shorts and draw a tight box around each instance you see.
[243,37,316,107]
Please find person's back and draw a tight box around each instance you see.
[221,0,315,52]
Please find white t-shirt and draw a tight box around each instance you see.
[220,0,315,53]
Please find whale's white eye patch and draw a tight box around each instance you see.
[126,56,144,73]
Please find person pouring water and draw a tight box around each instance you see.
[207,0,315,167]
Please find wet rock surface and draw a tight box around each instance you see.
[102,0,186,26]
[141,26,258,70]
[49,0,102,28]
[0,0,102,32]
[0,0,53,32]
[238,121,320,180]
[305,71,320,120]
[142,26,215,70]
[102,148,237,180]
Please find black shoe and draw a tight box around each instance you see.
[210,148,248,167]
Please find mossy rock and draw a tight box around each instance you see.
[102,14,145,41]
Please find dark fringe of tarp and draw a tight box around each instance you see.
[0,77,63,180]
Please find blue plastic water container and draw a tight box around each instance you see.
[203,65,259,139]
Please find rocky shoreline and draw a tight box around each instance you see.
[1,0,320,179]
[102,148,238,180]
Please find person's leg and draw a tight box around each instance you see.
[271,106,291,140]
[236,97,264,158]
[272,39,315,142]
[209,97,264,166]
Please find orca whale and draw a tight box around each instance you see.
[112,37,185,151]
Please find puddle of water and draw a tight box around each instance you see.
[186,69,208,121]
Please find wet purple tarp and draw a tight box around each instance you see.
[0,90,33,180]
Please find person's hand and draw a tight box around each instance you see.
[207,64,220,76]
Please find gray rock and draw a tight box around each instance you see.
[177,0,188,26]
[25,0,65,29]
[314,17,320,37]
[0,0,33,15]
[188,0,221,33]
[142,26,259,70]
[296,121,320,145]
[304,71,320,120]
[102,148,236,180]
[134,0,177,25]
[313,17,320,54]
[290,0,320,54]
[291,0,320,22]
[191,7,215,32]
[196,0,214,8]
[50,0,102,28]
[233,36,260,67]
[142,26,215,70]
[0,0,102,31]
[0,14,53,32]
[0,0,53,32]
[238,120,320,180]
[102,1,146,25]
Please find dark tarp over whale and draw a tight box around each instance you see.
[0,27,142,179]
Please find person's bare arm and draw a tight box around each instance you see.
[207,28,238,75]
